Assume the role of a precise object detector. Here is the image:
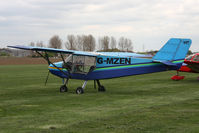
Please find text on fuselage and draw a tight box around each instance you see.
[97,57,131,64]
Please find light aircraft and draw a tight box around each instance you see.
[8,38,192,94]
[171,53,199,80]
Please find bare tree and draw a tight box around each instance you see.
[82,35,88,51]
[30,42,35,47]
[83,35,96,51]
[118,37,133,52]
[88,35,96,51]
[49,35,62,49]
[36,41,44,47]
[118,37,125,51]
[65,34,76,50]
[99,36,110,51]
[110,36,116,50]
[76,35,84,51]
[64,34,96,51]
[125,39,133,52]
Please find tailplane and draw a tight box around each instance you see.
[153,38,192,61]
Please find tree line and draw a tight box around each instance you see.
[29,35,133,52]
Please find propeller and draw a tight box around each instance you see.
[45,70,50,86]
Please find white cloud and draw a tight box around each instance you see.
[0,16,6,21]
[0,0,199,51]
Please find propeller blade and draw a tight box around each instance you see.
[45,70,50,86]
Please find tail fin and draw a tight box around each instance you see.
[153,38,192,61]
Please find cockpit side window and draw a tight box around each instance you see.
[193,55,199,62]
[72,55,85,73]
[84,56,96,72]
[63,55,96,74]
[72,55,96,74]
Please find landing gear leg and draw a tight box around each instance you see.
[76,80,87,94]
[60,78,69,92]
[96,80,106,92]
[171,71,185,81]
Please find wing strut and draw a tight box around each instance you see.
[60,53,66,64]
[36,51,71,78]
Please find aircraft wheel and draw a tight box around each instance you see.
[76,87,84,94]
[60,85,68,92]
[98,86,106,92]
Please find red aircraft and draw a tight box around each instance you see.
[171,53,199,80]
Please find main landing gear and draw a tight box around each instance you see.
[75,80,106,94]
[96,80,106,92]
[59,79,106,94]
[76,80,87,94]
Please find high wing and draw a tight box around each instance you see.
[7,45,97,57]
[8,45,152,58]
[8,45,73,53]
[7,45,100,78]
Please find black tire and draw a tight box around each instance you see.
[76,87,84,94]
[60,85,68,92]
[98,85,106,92]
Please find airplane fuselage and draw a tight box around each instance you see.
[49,56,184,80]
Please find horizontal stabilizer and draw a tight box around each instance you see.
[153,60,177,66]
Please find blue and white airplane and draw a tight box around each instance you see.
[8,38,192,94]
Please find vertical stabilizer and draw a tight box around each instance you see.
[153,38,192,61]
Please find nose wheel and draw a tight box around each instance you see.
[60,85,68,92]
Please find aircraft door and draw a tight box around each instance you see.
[72,55,96,74]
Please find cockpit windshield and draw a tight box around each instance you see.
[65,55,72,62]
[63,54,96,74]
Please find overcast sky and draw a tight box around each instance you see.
[0,0,198,52]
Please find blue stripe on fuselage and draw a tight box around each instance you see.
[49,62,182,80]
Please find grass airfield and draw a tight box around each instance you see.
[0,64,199,133]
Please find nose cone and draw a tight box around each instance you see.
[48,61,69,78]
[48,61,63,70]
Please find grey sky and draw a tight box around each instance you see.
[0,0,198,51]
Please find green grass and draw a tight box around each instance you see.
[0,64,199,133]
